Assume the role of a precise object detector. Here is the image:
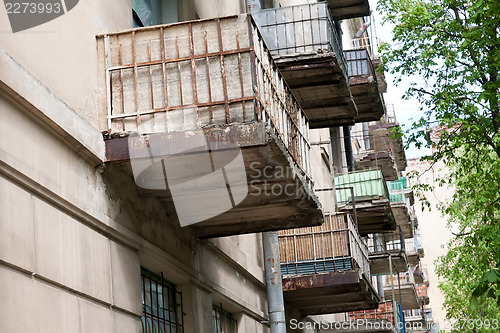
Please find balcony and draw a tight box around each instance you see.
[353,109,407,181]
[347,301,407,333]
[97,15,323,238]
[417,284,430,306]
[346,36,388,94]
[326,0,371,20]
[344,49,385,124]
[278,213,379,314]
[405,309,428,331]
[412,266,428,285]
[253,3,357,128]
[388,177,414,205]
[384,271,420,310]
[335,169,396,235]
[367,227,409,276]
[405,233,422,266]
[388,180,413,238]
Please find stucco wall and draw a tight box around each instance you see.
[0,44,269,333]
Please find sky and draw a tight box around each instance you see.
[368,0,433,159]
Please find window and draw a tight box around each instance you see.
[141,268,184,332]
[212,304,237,333]
[132,0,178,27]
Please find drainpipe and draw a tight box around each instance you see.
[263,231,286,333]
[246,0,261,13]
[389,255,398,329]
[374,234,385,299]
[343,126,355,172]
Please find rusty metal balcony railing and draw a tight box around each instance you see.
[344,48,375,78]
[252,2,346,73]
[278,213,370,277]
[97,15,312,178]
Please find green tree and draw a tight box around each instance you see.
[377,0,500,329]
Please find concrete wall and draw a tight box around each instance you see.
[310,128,336,213]
[0,10,270,330]
[0,1,361,332]
[406,158,454,330]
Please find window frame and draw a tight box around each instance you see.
[141,268,184,332]
[212,304,238,333]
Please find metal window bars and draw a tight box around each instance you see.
[98,15,312,180]
[141,268,184,333]
[212,304,238,333]
[278,213,370,277]
[252,2,347,74]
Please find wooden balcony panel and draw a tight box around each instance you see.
[278,213,379,314]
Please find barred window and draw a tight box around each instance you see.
[141,268,184,332]
[212,304,237,333]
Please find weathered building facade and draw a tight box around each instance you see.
[0,0,434,332]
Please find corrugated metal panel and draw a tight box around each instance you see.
[335,168,389,203]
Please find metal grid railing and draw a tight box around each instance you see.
[383,104,397,123]
[367,226,406,254]
[99,15,312,180]
[346,36,377,58]
[385,269,415,286]
[252,2,346,73]
[344,48,375,78]
[212,304,237,333]
[405,230,423,253]
[278,213,370,277]
[141,268,184,333]
[388,179,407,203]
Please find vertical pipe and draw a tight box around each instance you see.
[343,126,355,172]
[363,122,371,149]
[389,255,398,329]
[263,231,286,333]
[374,233,385,299]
